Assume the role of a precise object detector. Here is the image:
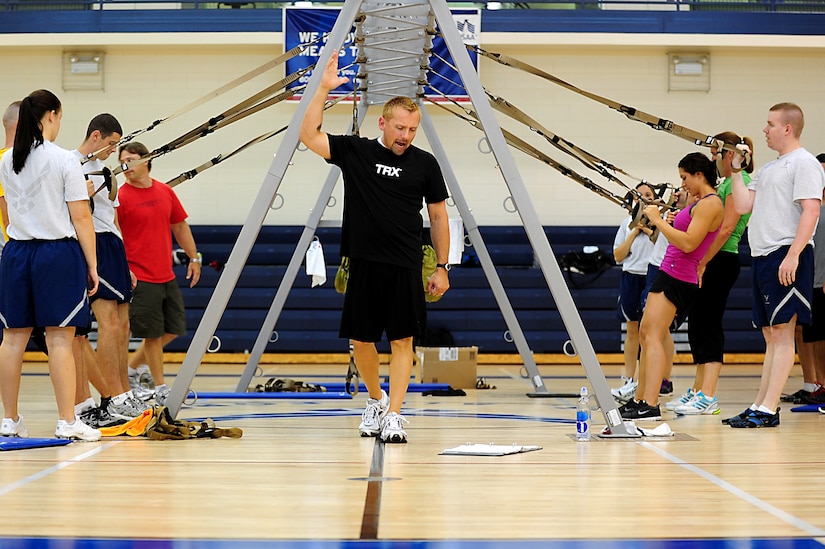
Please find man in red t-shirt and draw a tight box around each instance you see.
[117,142,201,406]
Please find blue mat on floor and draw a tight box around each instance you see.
[322,382,452,393]
[790,404,822,413]
[191,391,352,400]
[0,438,72,451]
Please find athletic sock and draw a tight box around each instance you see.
[802,382,820,392]
[74,397,96,416]
[756,405,775,414]
[112,392,130,405]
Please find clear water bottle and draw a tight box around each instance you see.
[576,386,591,442]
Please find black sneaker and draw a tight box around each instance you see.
[728,408,780,428]
[721,408,751,425]
[621,400,662,421]
[79,406,125,429]
[618,399,640,415]
[659,379,674,396]
[803,387,825,404]
[780,388,811,404]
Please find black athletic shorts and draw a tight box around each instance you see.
[649,270,697,331]
[339,257,425,343]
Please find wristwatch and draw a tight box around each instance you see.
[189,253,202,264]
[436,263,451,271]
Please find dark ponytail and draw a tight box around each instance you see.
[12,89,61,174]
[678,152,717,188]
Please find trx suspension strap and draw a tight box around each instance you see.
[80,38,324,166]
[165,93,355,187]
[469,44,751,165]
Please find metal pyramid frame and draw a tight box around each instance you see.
[168,0,638,437]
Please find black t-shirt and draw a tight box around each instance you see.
[327,134,449,270]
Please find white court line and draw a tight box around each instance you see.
[0,442,117,498]
[641,440,825,537]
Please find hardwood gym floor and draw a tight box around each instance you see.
[1,357,823,549]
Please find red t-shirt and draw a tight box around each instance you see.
[117,179,188,283]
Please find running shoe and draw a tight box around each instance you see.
[611,377,638,403]
[358,390,389,437]
[727,408,780,428]
[674,392,720,415]
[665,389,695,411]
[380,412,409,443]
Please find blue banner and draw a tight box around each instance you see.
[283,6,479,101]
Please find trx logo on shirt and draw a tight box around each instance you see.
[375,164,402,177]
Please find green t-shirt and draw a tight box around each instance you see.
[716,171,751,255]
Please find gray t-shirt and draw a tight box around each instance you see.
[748,147,825,257]
[814,204,825,287]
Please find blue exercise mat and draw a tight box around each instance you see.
[322,382,452,393]
[191,391,352,400]
[0,438,72,451]
[790,404,823,413]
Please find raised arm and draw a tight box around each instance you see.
[730,146,755,215]
[298,49,350,160]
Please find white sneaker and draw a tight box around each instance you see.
[674,391,720,415]
[0,415,29,438]
[55,419,102,442]
[358,390,389,437]
[132,385,155,402]
[611,377,637,403]
[380,412,409,443]
[665,389,696,411]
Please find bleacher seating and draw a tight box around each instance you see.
[166,224,764,355]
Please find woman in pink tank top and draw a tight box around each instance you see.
[620,152,725,421]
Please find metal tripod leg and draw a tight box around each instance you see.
[420,109,565,396]
[429,0,635,435]
[233,165,342,393]
[166,1,362,418]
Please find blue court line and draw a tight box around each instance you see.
[0,536,822,549]
[185,407,573,424]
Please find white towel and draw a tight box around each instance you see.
[448,218,463,265]
[305,238,326,287]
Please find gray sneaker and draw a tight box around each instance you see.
[128,395,151,413]
[155,385,171,407]
[108,397,145,420]
[137,364,155,391]
[358,390,389,437]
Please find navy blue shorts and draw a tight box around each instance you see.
[339,258,425,343]
[0,239,90,329]
[641,263,660,310]
[751,245,814,328]
[92,232,133,305]
[649,270,696,331]
[617,271,646,322]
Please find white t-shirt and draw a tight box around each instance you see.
[73,150,121,238]
[0,141,88,240]
[613,216,654,275]
[748,147,825,257]
[649,230,669,268]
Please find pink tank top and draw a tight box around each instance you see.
[660,194,721,284]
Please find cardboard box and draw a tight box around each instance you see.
[415,346,478,389]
